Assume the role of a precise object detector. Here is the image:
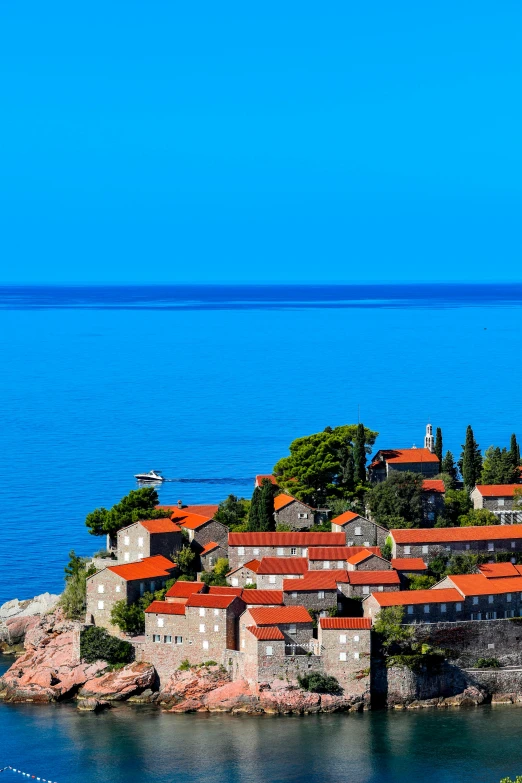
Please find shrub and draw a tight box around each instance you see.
[80,627,133,664]
[297,672,341,694]
[408,575,437,590]
[476,657,501,669]
[60,551,97,620]
[243,582,257,589]
[178,659,191,671]
[110,600,145,635]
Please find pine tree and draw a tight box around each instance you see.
[441,450,458,483]
[459,425,482,489]
[481,446,518,484]
[510,433,520,468]
[353,422,367,484]
[258,479,277,531]
[434,428,443,463]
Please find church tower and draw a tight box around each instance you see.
[424,423,435,453]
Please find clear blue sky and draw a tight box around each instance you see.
[1,1,520,284]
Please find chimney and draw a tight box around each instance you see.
[177,499,183,509]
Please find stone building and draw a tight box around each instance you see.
[282,571,349,614]
[422,479,445,524]
[273,494,318,530]
[330,511,389,547]
[165,581,206,602]
[471,485,522,523]
[391,558,428,580]
[255,557,308,589]
[390,524,522,560]
[240,605,315,654]
[434,573,522,620]
[346,570,400,599]
[198,541,227,572]
[86,555,178,635]
[368,448,440,483]
[363,587,463,624]
[317,617,371,697]
[116,518,183,563]
[240,589,284,608]
[307,546,382,570]
[227,532,345,571]
[170,508,229,548]
[346,549,392,571]
[227,559,261,588]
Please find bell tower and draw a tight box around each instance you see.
[424,423,435,452]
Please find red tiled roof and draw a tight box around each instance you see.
[349,570,400,585]
[371,588,462,606]
[330,511,362,526]
[392,525,522,543]
[475,485,519,497]
[165,581,206,598]
[107,555,176,581]
[208,586,244,596]
[228,532,345,547]
[283,570,349,591]
[200,541,220,555]
[227,559,261,576]
[246,625,284,640]
[255,475,278,487]
[447,574,522,596]
[422,480,445,493]
[347,549,376,566]
[186,593,242,609]
[257,557,308,575]
[320,617,372,630]
[170,511,213,530]
[242,590,284,605]
[308,546,382,560]
[157,504,219,517]
[371,448,440,466]
[478,562,521,578]
[273,493,297,511]
[145,600,186,615]
[249,606,312,625]
[139,518,182,534]
[391,558,427,571]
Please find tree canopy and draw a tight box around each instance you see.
[60,550,97,620]
[441,451,459,484]
[85,487,166,537]
[436,489,471,527]
[458,508,500,527]
[273,424,378,505]
[248,479,277,531]
[459,425,482,489]
[366,472,424,528]
[214,494,250,530]
[434,428,443,463]
[481,445,519,485]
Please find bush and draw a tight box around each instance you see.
[60,551,97,620]
[80,627,133,664]
[408,575,437,590]
[297,672,341,694]
[110,600,145,635]
[243,583,257,589]
[476,657,501,669]
[178,659,191,671]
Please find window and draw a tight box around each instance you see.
[378,586,384,592]
[214,625,219,632]
[488,595,494,604]
[488,643,495,649]
[231,577,239,587]
[139,582,145,596]
[364,542,370,547]
[291,592,297,598]
[354,527,362,536]
[507,593,512,602]
[424,604,430,614]
[242,639,245,648]
[208,557,214,568]
[441,604,446,613]
[339,652,347,661]
[456,602,462,611]
[465,544,470,550]
[97,584,104,593]
[422,546,428,554]
[199,608,205,617]
[97,600,104,610]
[277,548,284,556]
[138,537,144,548]
[157,618,164,628]
[337,561,344,568]
[320,610,328,618]
[512,542,516,549]
[298,513,308,519]
[323,561,330,569]
[445,546,451,552]
[238,547,245,556]
[124,552,130,562]
[214,608,219,616]
[407,605,413,614]
[485,612,497,620]
[362,586,370,595]
[487,543,494,552]
[339,634,347,643]
[428,494,435,503]
[175,636,183,645]
[347,541,354,547]
[505,610,515,618]
[115,585,121,592]
[318,591,325,599]
[354,652,360,660]
[427,512,435,522]
[473,596,479,605]
[266,646,274,656]
[404,546,411,555]
[289,625,297,634]
[202,640,209,650]
[353,635,360,642]
[164,635,172,644]
[253,548,259,556]
[199,624,205,633]
[302,548,308,557]
[269,575,276,584]
[124,536,130,545]
[512,558,517,564]
[153,634,161,643]
[290,547,297,556]
[471,613,482,621]
[498,498,505,507]
[150,581,155,592]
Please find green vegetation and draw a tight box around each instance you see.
[374,607,446,671]
[200,558,230,586]
[459,425,482,489]
[297,672,341,694]
[273,424,378,506]
[366,472,424,528]
[510,433,521,467]
[476,657,500,669]
[85,487,166,537]
[441,450,459,484]
[434,427,443,463]
[177,545,197,578]
[243,582,256,589]
[275,523,292,532]
[80,627,133,664]
[481,445,519,485]
[60,550,97,620]
[514,488,522,511]
[373,606,415,648]
[500,776,522,782]
[178,659,191,671]
[110,588,165,635]
[408,574,437,590]
[248,478,277,531]
[436,489,471,527]
[215,494,250,531]
[459,508,499,526]
[381,536,393,561]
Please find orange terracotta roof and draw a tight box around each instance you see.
[347,549,377,566]
[186,593,242,609]
[255,475,278,487]
[170,511,213,530]
[283,570,348,591]
[447,574,522,596]
[308,546,382,560]
[208,586,244,596]
[145,600,186,615]
[475,485,519,497]
[422,480,445,493]
[273,493,298,511]
[227,558,261,576]
[107,555,176,581]
[320,617,372,630]
[228,532,345,547]
[392,525,522,544]
[157,504,219,517]
[391,558,427,571]
[139,518,182,534]
[200,541,221,555]
[165,581,206,599]
[246,625,284,640]
[242,590,284,605]
[330,511,363,526]
[371,588,462,606]
[478,562,520,578]
[249,606,312,625]
[257,557,308,575]
[371,448,440,465]
[349,570,400,585]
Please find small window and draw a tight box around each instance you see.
[97,584,104,594]
[302,548,308,557]
[487,543,494,552]
[445,546,451,552]
[339,652,347,661]
[124,552,130,562]
[456,603,462,611]
[238,547,245,556]
[318,591,325,599]
[208,557,214,567]
[512,558,517,564]
[150,581,155,592]
[422,546,428,554]
[153,634,161,643]
[115,585,121,593]
[465,544,471,550]
[337,561,344,568]
[378,586,384,592]
[266,646,274,656]
[347,541,354,547]
[354,527,362,536]
[124,536,130,546]
[488,595,494,604]
[353,635,360,642]
[339,634,347,643]
[507,593,512,602]
[404,546,411,555]
[290,547,297,556]
[427,512,435,521]
[512,542,516,549]
[485,611,496,620]
[164,635,172,644]
[157,617,164,628]
[138,537,144,548]
[354,652,360,660]
[277,548,284,556]
[139,582,145,596]
[199,624,205,632]
[441,604,446,613]
[362,586,370,595]
[291,592,297,598]
[202,640,209,650]
[199,608,205,617]
[407,605,413,614]
[269,575,276,584]
[298,513,308,519]
[214,608,219,616]
[253,548,260,556]
[364,541,370,547]
[289,625,297,634]
[175,636,183,645]
[97,600,104,610]
[323,561,330,569]
[242,639,245,648]
[505,610,515,618]
[424,604,430,614]
[473,596,479,605]
[488,643,495,649]
[232,577,239,587]
[498,498,505,507]
[214,624,219,632]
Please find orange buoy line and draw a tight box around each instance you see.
[0,766,58,782]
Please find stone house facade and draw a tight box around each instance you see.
[170,509,229,548]
[368,448,440,483]
[86,555,177,636]
[116,518,183,564]
[346,570,400,599]
[363,587,463,624]
[317,618,371,697]
[282,571,348,614]
[346,550,392,571]
[331,511,389,548]
[227,532,345,572]
[239,606,315,653]
[434,573,522,621]
[273,494,317,530]
[198,541,228,572]
[471,485,522,523]
[240,626,323,688]
[307,546,382,570]
[422,480,445,524]
[390,524,522,560]
[227,560,260,588]
[255,557,308,590]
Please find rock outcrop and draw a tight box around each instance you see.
[0,593,61,653]
[78,662,155,701]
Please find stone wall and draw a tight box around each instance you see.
[191,520,229,548]
[275,500,315,531]
[342,518,389,548]
[227,565,259,588]
[229,544,310,571]
[283,589,339,613]
[318,625,371,697]
[413,618,522,667]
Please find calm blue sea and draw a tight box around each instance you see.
[0,284,522,782]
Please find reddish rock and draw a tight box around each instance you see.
[79,662,155,701]
[159,665,230,707]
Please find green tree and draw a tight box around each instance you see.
[200,558,230,587]
[80,627,133,664]
[248,479,276,531]
[514,488,522,511]
[437,489,471,527]
[215,495,250,530]
[441,451,459,483]
[366,472,424,528]
[458,508,499,526]
[273,424,378,505]
[353,422,368,484]
[373,606,415,648]
[177,545,197,577]
[381,536,393,561]
[85,487,165,537]
[248,486,262,531]
[481,446,518,485]
[60,551,97,620]
[408,574,437,590]
[445,553,479,575]
[434,427,443,463]
[110,600,145,635]
[510,433,520,467]
[459,425,482,489]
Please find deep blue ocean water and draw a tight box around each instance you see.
[0,284,522,782]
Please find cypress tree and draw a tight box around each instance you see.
[441,450,458,483]
[259,479,277,531]
[353,423,367,484]
[459,425,482,489]
[248,487,262,531]
[510,433,520,468]
[434,428,443,463]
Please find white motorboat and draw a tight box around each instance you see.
[135,470,165,482]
